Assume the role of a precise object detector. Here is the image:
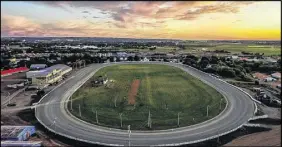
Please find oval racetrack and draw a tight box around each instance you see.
[35,62,255,146]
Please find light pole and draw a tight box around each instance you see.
[128,125,131,147]
[120,113,123,128]
[220,99,223,110]
[206,105,209,117]
[70,97,73,111]
[79,104,81,117]
[96,110,98,124]
[177,112,181,127]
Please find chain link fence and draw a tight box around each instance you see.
[67,97,226,130]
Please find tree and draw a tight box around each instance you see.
[210,56,219,64]
[109,56,115,62]
[127,56,133,61]
[134,55,140,61]
[218,67,236,78]
[49,53,57,60]
[116,57,121,62]
[200,60,209,69]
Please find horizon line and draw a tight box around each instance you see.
[1,36,281,41]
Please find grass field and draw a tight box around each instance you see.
[209,44,281,55]
[117,44,281,56]
[68,64,226,130]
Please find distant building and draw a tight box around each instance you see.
[271,72,281,79]
[29,64,47,71]
[264,77,276,82]
[1,126,36,141]
[253,72,268,80]
[1,67,29,77]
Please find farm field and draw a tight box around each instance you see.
[68,64,225,130]
[117,44,281,56]
[208,44,281,55]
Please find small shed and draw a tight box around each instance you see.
[92,76,108,86]
[1,126,36,141]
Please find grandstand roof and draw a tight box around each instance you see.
[26,64,71,78]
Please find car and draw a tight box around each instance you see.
[210,74,220,78]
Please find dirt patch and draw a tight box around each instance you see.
[128,79,140,105]
[224,126,281,146]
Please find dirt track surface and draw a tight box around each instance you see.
[224,125,281,146]
[128,79,140,105]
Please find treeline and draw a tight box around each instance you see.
[183,54,280,81]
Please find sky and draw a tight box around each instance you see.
[1,1,281,40]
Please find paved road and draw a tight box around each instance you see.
[35,62,255,146]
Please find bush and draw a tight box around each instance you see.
[218,67,236,78]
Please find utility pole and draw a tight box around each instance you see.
[177,112,181,127]
[96,110,98,124]
[120,113,123,128]
[79,104,81,117]
[220,99,223,110]
[206,105,209,117]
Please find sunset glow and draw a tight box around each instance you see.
[1,1,281,40]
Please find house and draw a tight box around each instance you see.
[253,72,268,80]
[142,57,150,62]
[264,77,276,82]
[271,72,281,79]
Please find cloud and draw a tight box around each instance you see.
[1,14,107,37]
[82,10,90,14]
[30,1,255,27]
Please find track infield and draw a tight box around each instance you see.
[128,79,140,105]
[69,64,226,130]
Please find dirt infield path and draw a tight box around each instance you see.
[128,79,140,105]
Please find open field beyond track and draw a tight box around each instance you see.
[68,64,226,130]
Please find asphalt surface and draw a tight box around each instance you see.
[35,62,255,146]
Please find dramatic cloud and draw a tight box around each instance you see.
[28,1,255,27]
[1,1,280,40]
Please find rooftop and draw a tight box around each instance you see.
[26,64,71,78]
[30,64,47,69]
[271,72,281,78]
[1,126,34,139]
